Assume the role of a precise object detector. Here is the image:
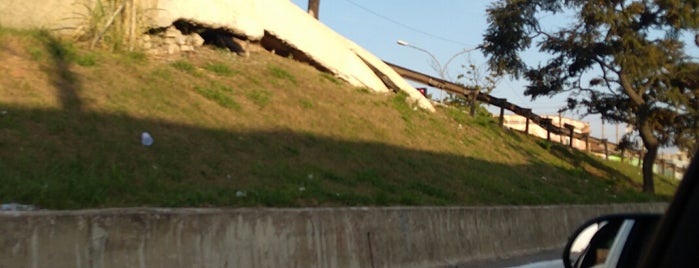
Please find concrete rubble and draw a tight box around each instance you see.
[140,26,205,55]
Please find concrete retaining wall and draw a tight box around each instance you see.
[0,204,666,268]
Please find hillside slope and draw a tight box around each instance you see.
[0,28,677,209]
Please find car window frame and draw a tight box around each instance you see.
[602,220,634,267]
[563,214,661,268]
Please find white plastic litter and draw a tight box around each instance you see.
[141,132,154,146]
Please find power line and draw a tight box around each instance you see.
[340,0,472,47]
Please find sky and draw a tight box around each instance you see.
[288,0,696,147]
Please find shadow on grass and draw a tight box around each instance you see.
[0,32,669,209]
[0,105,671,209]
[546,143,643,187]
[38,31,83,112]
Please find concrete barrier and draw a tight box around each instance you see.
[0,204,666,268]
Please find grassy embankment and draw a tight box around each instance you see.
[0,27,678,209]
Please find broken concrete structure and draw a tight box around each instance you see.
[0,0,435,111]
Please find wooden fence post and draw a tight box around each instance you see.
[660,159,666,176]
[564,123,574,148]
[585,135,590,152]
[543,118,552,141]
[602,139,609,160]
[524,109,531,135]
[498,99,506,127]
[671,164,676,179]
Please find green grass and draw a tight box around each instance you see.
[151,68,173,80]
[392,91,416,123]
[75,52,97,66]
[204,62,237,76]
[267,64,297,85]
[171,60,196,74]
[445,106,469,125]
[299,99,314,109]
[0,28,680,209]
[194,83,240,110]
[356,87,372,94]
[246,89,272,107]
[320,73,342,85]
[118,51,147,66]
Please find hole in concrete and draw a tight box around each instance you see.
[146,26,169,35]
[171,19,247,55]
[199,29,244,54]
[260,30,331,73]
[150,20,336,76]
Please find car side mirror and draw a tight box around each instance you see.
[563,214,661,268]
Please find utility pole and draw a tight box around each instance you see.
[601,119,605,141]
[308,0,320,19]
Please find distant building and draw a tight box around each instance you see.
[658,152,691,179]
[501,114,689,179]
[501,114,591,151]
[659,152,691,168]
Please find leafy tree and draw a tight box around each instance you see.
[482,0,699,193]
[457,62,500,116]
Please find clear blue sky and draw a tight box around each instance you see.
[289,0,695,146]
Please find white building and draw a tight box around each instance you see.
[501,114,591,151]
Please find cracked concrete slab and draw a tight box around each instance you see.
[150,0,434,111]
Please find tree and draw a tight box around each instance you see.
[456,61,500,116]
[482,0,699,193]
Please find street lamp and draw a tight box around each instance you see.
[396,40,483,80]
[398,40,488,106]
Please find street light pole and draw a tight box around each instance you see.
[397,40,445,78]
[397,40,485,104]
[396,40,481,80]
[308,0,320,19]
[441,47,481,80]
